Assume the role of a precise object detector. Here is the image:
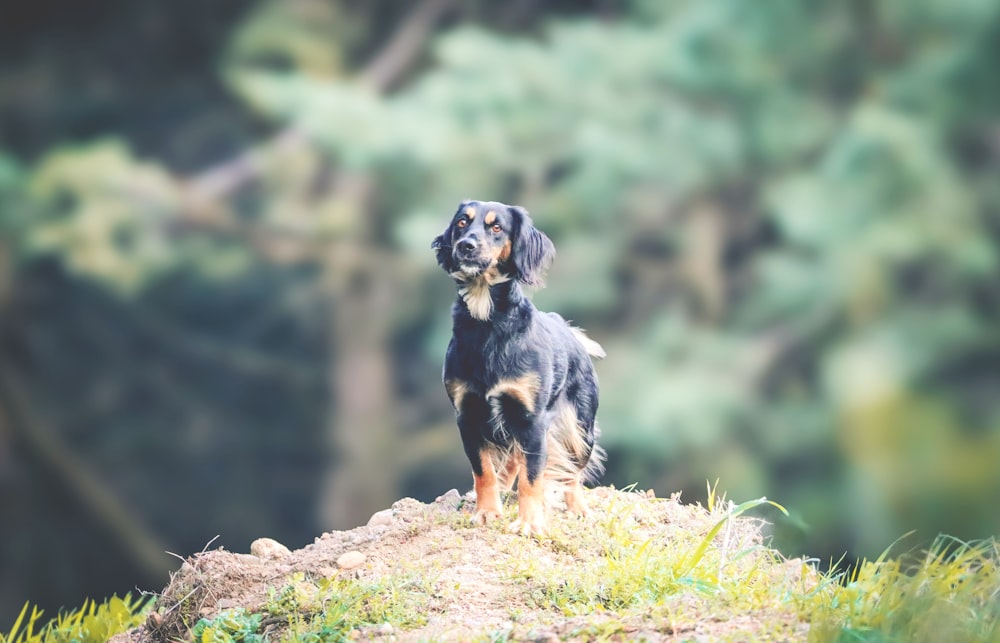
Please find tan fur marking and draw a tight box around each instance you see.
[473,448,502,522]
[487,373,541,414]
[463,206,477,220]
[484,210,497,225]
[498,239,512,262]
[444,379,469,411]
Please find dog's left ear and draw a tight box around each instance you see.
[508,205,555,286]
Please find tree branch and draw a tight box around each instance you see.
[358,0,457,92]
[182,0,456,207]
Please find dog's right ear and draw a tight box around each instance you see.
[432,224,455,272]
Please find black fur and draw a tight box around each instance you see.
[432,200,605,534]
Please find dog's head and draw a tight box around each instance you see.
[431,200,555,286]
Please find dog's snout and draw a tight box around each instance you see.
[456,238,478,256]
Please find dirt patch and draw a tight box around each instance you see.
[111,486,811,642]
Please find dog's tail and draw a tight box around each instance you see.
[581,427,607,485]
[569,326,606,359]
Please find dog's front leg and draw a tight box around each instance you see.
[456,393,503,523]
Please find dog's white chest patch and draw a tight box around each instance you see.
[457,271,510,320]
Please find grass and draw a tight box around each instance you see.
[0,594,150,643]
[809,534,1000,642]
[189,571,433,642]
[497,484,998,640]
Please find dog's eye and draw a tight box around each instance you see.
[456,218,468,228]
[491,224,502,233]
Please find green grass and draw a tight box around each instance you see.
[189,571,433,642]
[0,594,150,643]
[499,485,998,641]
[809,534,1000,642]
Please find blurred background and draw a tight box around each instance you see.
[1,0,999,625]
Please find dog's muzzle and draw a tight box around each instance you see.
[453,238,491,275]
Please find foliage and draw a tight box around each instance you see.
[0,595,150,643]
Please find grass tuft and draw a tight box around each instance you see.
[809,534,1000,642]
[0,594,150,643]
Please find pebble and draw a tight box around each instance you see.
[337,550,366,570]
[367,509,394,527]
[250,537,291,559]
[435,488,462,509]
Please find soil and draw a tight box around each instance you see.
[109,486,810,642]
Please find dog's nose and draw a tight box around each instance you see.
[456,238,478,256]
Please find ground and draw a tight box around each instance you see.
[110,486,819,642]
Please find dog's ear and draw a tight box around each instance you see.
[431,224,455,272]
[508,205,555,286]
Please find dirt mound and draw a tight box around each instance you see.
[111,486,810,642]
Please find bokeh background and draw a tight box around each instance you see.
[1,0,999,625]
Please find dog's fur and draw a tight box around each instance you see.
[432,200,605,535]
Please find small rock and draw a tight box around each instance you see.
[435,488,462,509]
[337,550,366,570]
[146,612,163,630]
[367,509,394,527]
[250,538,291,560]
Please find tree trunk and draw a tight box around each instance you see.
[317,248,400,530]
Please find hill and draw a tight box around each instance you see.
[105,486,996,642]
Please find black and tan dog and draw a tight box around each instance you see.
[432,199,605,535]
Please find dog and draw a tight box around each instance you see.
[432,199,606,535]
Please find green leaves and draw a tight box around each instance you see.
[21,140,179,293]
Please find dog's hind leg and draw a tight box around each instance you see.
[564,474,591,516]
[507,445,548,537]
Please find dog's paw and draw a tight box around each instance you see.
[564,487,591,517]
[507,516,547,537]
[474,507,502,525]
